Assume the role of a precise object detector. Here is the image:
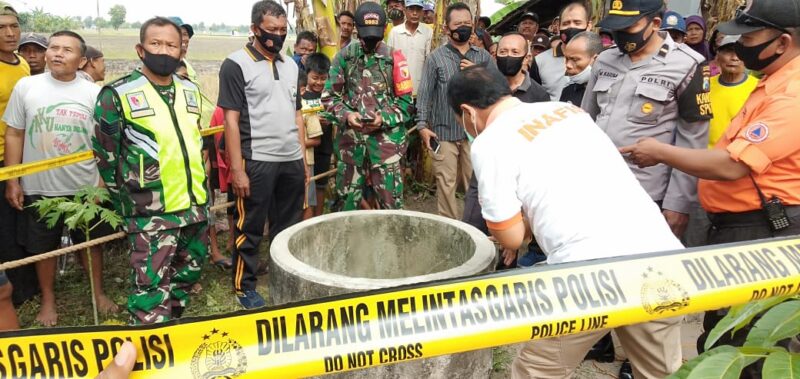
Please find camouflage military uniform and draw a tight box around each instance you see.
[325,40,414,211]
[93,69,209,324]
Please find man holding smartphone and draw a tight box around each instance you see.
[416,2,494,220]
[325,2,414,211]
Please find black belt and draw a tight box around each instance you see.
[708,206,800,228]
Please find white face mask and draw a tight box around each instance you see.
[568,65,592,85]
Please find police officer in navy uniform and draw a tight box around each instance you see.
[581,0,712,377]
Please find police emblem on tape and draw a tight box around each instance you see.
[745,122,769,143]
[191,328,247,379]
[640,266,690,315]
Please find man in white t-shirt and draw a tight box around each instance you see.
[447,65,683,378]
[3,31,118,326]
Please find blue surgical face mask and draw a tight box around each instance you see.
[462,109,477,143]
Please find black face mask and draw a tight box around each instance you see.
[496,55,525,76]
[560,27,586,44]
[734,35,783,71]
[612,20,655,55]
[362,36,382,52]
[256,27,287,54]
[388,8,404,21]
[450,26,472,43]
[140,49,180,77]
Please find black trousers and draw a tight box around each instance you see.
[697,206,800,379]
[462,174,489,236]
[231,159,305,293]
[0,162,39,306]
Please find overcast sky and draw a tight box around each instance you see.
[8,0,506,26]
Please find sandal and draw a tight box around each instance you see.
[212,258,233,270]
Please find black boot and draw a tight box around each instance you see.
[619,360,633,379]
[584,333,615,362]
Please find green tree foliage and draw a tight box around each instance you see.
[18,7,81,33]
[108,4,126,30]
[83,15,93,29]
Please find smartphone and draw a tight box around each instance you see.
[360,115,375,125]
[430,137,441,154]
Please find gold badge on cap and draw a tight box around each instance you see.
[612,0,623,11]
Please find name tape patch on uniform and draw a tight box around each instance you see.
[745,122,769,143]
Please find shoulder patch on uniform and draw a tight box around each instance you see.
[745,122,769,143]
[675,43,706,64]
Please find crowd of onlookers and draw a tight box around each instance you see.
[2,0,800,376]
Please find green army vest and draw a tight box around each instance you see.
[114,75,208,213]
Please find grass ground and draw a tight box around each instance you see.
[80,30,249,61]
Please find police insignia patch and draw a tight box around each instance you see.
[625,42,637,52]
[641,102,654,114]
[745,122,769,143]
[184,89,200,114]
[612,0,623,11]
[666,15,679,26]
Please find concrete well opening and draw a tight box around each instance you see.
[268,210,497,378]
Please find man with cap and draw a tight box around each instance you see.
[661,10,687,44]
[531,1,593,100]
[707,34,758,149]
[169,17,197,82]
[387,0,433,96]
[422,1,435,25]
[620,1,800,369]
[0,0,26,327]
[17,33,46,75]
[325,1,414,211]
[517,11,539,42]
[582,0,711,242]
[531,33,549,56]
[78,45,105,82]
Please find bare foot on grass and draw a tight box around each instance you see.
[35,301,58,327]
[96,294,120,314]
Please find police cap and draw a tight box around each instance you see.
[718,0,800,35]
[598,0,664,31]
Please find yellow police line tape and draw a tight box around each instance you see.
[0,127,225,182]
[2,236,800,378]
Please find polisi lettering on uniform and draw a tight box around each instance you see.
[517,104,584,142]
[639,75,676,91]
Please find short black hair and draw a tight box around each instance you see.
[337,10,355,25]
[296,30,318,46]
[445,3,471,25]
[559,1,591,22]
[50,30,87,55]
[478,16,491,28]
[447,65,511,113]
[305,52,330,75]
[298,70,308,88]
[500,31,529,54]
[140,16,182,44]
[251,0,287,25]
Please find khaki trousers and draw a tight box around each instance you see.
[433,140,471,219]
[511,316,683,379]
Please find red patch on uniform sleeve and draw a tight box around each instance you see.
[392,50,413,96]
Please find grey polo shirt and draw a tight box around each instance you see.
[218,43,302,162]
[581,33,711,214]
[534,43,570,101]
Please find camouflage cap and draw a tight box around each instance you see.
[0,1,18,19]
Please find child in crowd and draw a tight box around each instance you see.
[302,53,333,217]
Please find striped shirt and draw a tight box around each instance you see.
[416,44,494,142]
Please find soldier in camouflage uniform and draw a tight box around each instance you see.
[325,1,414,211]
[92,17,209,324]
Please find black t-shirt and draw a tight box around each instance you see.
[303,91,334,156]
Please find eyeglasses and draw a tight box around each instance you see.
[734,6,791,34]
